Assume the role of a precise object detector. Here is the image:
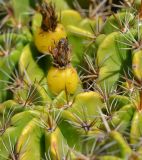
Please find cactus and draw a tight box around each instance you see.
[1,0,142,160]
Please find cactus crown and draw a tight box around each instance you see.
[51,38,71,68]
[40,2,58,32]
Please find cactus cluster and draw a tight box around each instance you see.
[1,0,142,159]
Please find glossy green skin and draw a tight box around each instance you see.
[97,32,120,91]
[52,91,67,108]
[58,109,84,151]
[108,95,130,111]
[58,92,104,151]
[67,26,98,69]
[0,34,27,102]
[13,82,51,106]
[19,43,52,88]
[102,12,135,34]
[110,131,132,159]
[0,100,25,124]
[130,111,142,144]
[0,100,45,160]
[11,0,30,25]
[95,34,106,49]
[97,30,136,92]
[100,95,135,134]
[110,104,135,132]
[32,13,42,34]
[68,33,85,67]
[70,92,103,121]
[0,110,40,160]
[50,0,70,11]
[16,118,44,160]
[19,43,45,82]
[132,50,142,82]
[0,50,21,87]
[60,10,82,27]
[45,127,68,159]
[79,18,102,33]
